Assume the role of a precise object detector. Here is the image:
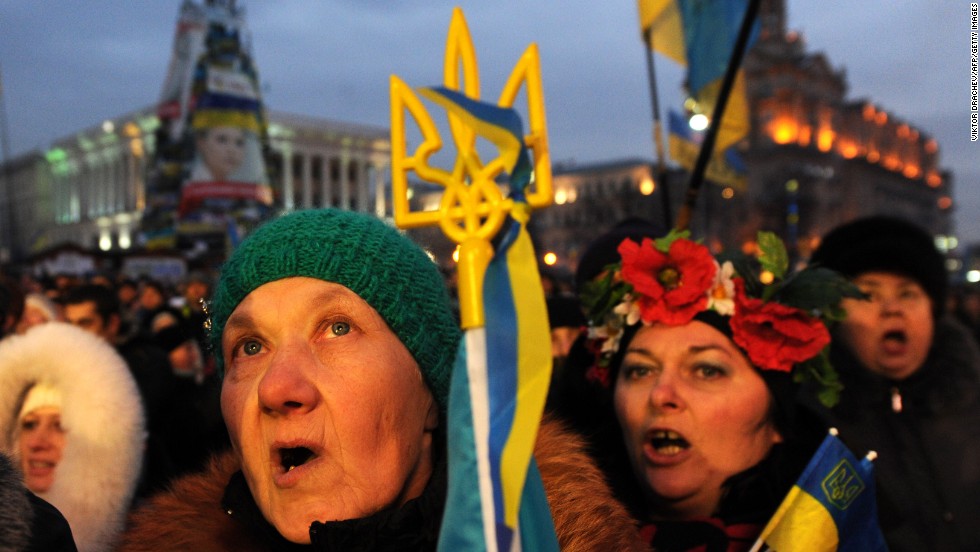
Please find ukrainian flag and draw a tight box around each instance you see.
[425,87,559,552]
[751,429,888,552]
[668,109,746,190]
[678,0,758,153]
[638,0,759,154]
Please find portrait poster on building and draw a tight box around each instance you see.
[143,0,272,255]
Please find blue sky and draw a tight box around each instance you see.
[0,1,972,241]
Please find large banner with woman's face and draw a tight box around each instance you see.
[143,0,272,253]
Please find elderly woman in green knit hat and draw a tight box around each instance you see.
[121,209,647,551]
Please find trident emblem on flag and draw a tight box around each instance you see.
[389,7,552,330]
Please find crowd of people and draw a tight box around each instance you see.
[0,268,228,550]
[0,208,977,551]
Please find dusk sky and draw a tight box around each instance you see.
[0,2,971,241]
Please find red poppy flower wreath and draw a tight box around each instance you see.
[618,237,716,326]
[580,229,863,407]
[730,279,830,373]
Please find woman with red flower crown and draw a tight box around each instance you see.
[548,226,863,552]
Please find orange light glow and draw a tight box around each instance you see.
[925,139,938,154]
[639,177,655,195]
[555,189,568,205]
[123,122,141,138]
[874,111,888,125]
[867,151,880,163]
[817,128,835,152]
[839,142,859,159]
[771,118,798,145]
[543,252,558,266]
[129,140,144,157]
[903,165,921,179]
[938,196,953,210]
[927,172,942,188]
[862,104,876,121]
[797,125,812,147]
[883,155,902,171]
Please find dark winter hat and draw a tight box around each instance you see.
[574,217,665,294]
[209,209,461,408]
[810,216,947,316]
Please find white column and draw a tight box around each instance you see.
[301,152,313,209]
[282,147,294,211]
[319,151,331,208]
[339,152,351,211]
[373,159,387,218]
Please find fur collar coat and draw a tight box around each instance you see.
[0,322,145,552]
[121,415,649,551]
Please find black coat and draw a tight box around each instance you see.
[0,452,77,552]
[810,317,980,551]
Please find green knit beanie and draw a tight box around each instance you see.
[209,209,460,408]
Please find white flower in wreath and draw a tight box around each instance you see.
[706,260,736,316]
[613,294,642,327]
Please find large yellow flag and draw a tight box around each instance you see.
[638,0,685,64]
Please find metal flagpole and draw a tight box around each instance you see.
[643,26,673,229]
[674,0,761,231]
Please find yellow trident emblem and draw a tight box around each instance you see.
[390,7,552,329]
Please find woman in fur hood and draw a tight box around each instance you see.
[0,321,145,552]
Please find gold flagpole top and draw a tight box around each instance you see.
[389,7,552,329]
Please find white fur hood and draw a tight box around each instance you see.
[0,322,146,552]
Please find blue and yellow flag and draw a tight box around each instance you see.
[668,109,746,190]
[638,0,758,154]
[679,0,758,153]
[427,87,559,552]
[751,429,888,552]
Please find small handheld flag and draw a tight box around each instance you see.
[750,428,888,552]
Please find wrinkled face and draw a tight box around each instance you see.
[221,277,438,544]
[198,126,246,181]
[613,322,781,519]
[18,407,66,493]
[838,272,934,381]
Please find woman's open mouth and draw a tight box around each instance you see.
[271,443,322,487]
[25,459,56,476]
[648,429,690,456]
[278,446,315,472]
[881,330,908,354]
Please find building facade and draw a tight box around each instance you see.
[0,0,956,281]
[515,0,954,276]
[0,107,390,265]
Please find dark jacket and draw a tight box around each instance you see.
[119,417,649,551]
[0,452,77,552]
[810,317,980,552]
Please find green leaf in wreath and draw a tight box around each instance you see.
[756,231,789,280]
